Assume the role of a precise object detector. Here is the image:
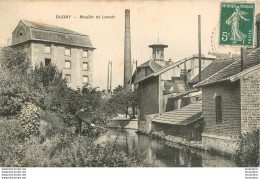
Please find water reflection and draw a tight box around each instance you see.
[95,128,237,167]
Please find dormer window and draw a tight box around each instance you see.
[17,29,25,37]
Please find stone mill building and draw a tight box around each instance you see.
[10,20,95,89]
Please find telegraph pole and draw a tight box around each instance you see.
[241,47,247,71]
[198,15,202,82]
[107,61,112,93]
[109,61,112,91]
[107,61,110,93]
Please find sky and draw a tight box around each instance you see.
[0,0,259,90]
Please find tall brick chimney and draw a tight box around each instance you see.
[124,9,132,91]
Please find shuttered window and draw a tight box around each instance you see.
[65,60,71,69]
[83,62,88,71]
[83,50,88,58]
[83,75,89,84]
[65,48,71,56]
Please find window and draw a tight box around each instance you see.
[145,67,149,76]
[44,45,51,54]
[83,50,88,58]
[65,48,71,56]
[65,74,71,83]
[83,75,89,84]
[156,50,160,59]
[83,62,88,71]
[181,69,187,75]
[215,96,222,123]
[65,60,71,69]
[45,58,51,66]
[17,29,24,37]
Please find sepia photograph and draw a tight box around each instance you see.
[0,0,259,178]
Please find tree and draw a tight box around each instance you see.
[108,85,139,119]
[0,47,30,118]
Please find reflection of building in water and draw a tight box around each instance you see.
[201,152,236,167]
[96,129,238,167]
[125,130,137,155]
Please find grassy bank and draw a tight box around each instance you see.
[0,112,153,167]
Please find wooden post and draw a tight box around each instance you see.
[198,15,202,82]
[241,47,247,71]
[110,61,112,91]
[107,61,110,93]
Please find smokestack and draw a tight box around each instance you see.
[124,9,132,91]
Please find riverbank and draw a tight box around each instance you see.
[107,114,138,130]
[150,131,203,150]
[97,128,238,167]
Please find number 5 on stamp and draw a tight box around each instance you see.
[219,3,255,46]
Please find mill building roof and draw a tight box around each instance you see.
[195,48,260,87]
[189,58,238,85]
[133,55,216,84]
[12,20,94,49]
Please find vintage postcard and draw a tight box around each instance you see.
[0,0,259,178]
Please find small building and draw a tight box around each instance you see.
[10,20,95,89]
[132,46,216,121]
[195,48,260,155]
[132,42,216,136]
[153,100,203,141]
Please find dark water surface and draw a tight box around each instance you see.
[95,128,238,167]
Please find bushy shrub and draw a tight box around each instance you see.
[19,134,148,167]
[0,95,22,118]
[0,119,24,167]
[233,129,259,167]
[19,102,43,141]
[0,118,151,167]
[29,62,67,91]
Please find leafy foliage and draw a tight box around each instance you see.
[0,47,148,167]
[109,85,139,119]
[0,116,151,167]
[0,95,22,118]
[19,102,43,141]
[233,129,259,167]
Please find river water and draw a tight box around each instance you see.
[96,128,238,167]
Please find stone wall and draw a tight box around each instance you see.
[138,114,159,134]
[139,77,159,121]
[202,133,239,155]
[240,69,260,133]
[202,81,241,137]
[107,119,138,130]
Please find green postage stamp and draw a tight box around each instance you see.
[220,3,255,46]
